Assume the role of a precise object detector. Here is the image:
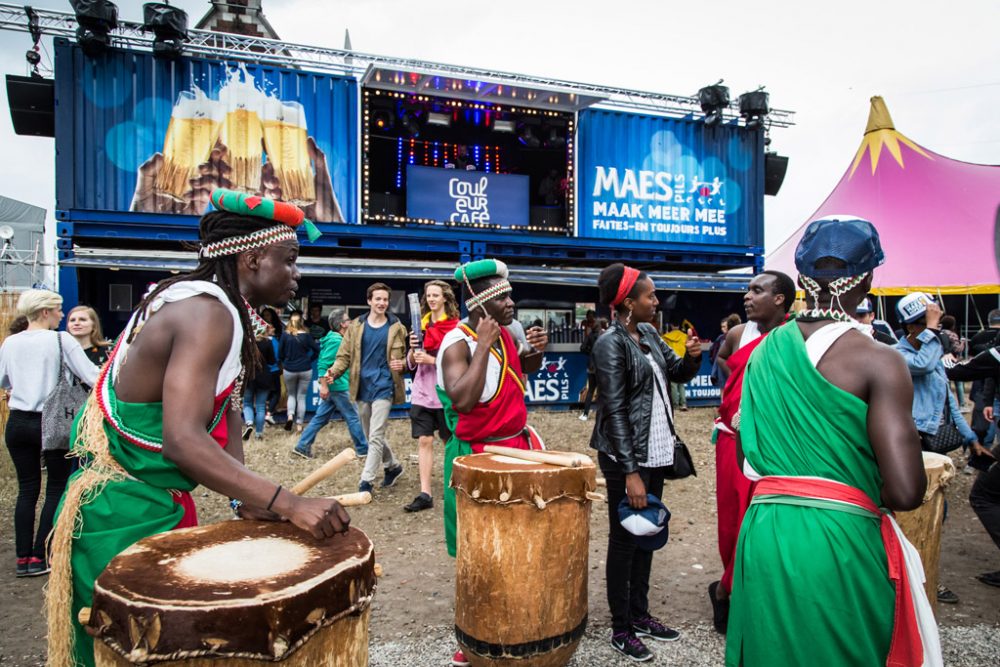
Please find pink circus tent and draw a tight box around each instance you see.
[767,97,1000,295]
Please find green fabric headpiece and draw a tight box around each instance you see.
[453,259,509,283]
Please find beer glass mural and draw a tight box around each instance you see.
[54,41,357,223]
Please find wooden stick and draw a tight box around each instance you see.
[291,449,356,495]
[595,477,607,488]
[586,491,606,502]
[483,445,590,468]
[328,491,372,507]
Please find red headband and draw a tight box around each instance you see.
[611,266,640,307]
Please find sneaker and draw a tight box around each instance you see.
[404,493,433,512]
[936,584,959,604]
[963,464,974,475]
[610,631,653,662]
[381,464,405,488]
[451,649,470,666]
[707,580,729,634]
[283,420,293,432]
[265,413,275,425]
[25,557,49,577]
[242,424,253,441]
[632,615,680,642]
[355,448,369,457]
[579,413,589,421]
[254,433,264,441]
[976,570,1000,588]
[292,447,314,460]
[15,557,29,577]
[359,480,374,494]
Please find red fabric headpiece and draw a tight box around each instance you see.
[611,266,641,307]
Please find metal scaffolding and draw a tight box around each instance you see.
[0,2,794,126]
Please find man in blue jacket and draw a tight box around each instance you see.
[895,292,981,604]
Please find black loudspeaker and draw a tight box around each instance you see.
[6,75,54,137]
[109,284,133,312]
[764,153,789,196]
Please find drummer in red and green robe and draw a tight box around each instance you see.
[436,259,549,555]
[436,258,547,667]
[48,191,351,667]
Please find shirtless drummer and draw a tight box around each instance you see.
[47,190,351,667]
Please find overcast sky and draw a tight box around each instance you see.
[1,0,998,257]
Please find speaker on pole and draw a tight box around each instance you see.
[764,152,788,196]
[6,75,54,137]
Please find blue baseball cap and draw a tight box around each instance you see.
[856,297,874,315]
[794,216,885,279]
[617,495,671,551]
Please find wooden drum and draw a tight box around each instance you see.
[451,452,597,667]
[86,521,376,666]
[896,451,956,614]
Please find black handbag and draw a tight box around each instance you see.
[919,393,966,454]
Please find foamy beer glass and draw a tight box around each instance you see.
[263,99,316,205]
[155,91,224,201]
[220,80,265,194]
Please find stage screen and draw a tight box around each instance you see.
[54,39,358,223]
[577,109,764,249]
[405,165,529,228]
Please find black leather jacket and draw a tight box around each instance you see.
[589,321,700,473]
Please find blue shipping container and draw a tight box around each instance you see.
[577,109,763,251]
[54,38,358,223]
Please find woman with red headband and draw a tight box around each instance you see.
[589,263,702,662]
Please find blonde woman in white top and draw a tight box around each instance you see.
[0,290,98,577]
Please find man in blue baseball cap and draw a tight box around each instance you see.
[856,296,897,344]
[726,215,941,667]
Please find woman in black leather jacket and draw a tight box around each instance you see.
[589,263,701,660]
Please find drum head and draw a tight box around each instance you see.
[89,521,375,662]
[452,452,596,505]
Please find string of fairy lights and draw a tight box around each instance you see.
[362,89,575,235]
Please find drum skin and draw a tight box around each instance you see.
[87,521,375,665]
[451,453,596,667]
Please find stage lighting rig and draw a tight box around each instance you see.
[401,112,420,138]
[70,0,119,57]
[143,2,188,59]
[372,110,394,131]
[518,126,540,148]
[739,87,770,130]
[698,81,730,127]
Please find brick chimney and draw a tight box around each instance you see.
[194,0,281,40]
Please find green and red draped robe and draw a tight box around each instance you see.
[437,323,538,557]
[55,281,242,667]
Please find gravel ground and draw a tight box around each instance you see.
[368,622,1000,666]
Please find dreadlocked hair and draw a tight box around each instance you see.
[129,210,270,373]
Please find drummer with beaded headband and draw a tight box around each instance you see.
[436,258,547,666]
[47,190,350,667]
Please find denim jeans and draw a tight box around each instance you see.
[599,452,668,633]
[242,386,268,435]
[283,369,312,424]
[296,391,369,456]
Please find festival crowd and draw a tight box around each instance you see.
[1,194,997,667]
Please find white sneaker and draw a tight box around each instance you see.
[579,414,589,421]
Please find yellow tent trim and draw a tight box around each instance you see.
[870,285,1000,296]
[793,285,1000,299]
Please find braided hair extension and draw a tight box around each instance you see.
[129,210,275,373]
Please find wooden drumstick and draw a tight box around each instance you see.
[595,477,607,487]
[291,448,356,495]
[586,491,606,502]
[483,445,590,468]
[328,491,372,507]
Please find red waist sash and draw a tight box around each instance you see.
[752,476,922,667]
